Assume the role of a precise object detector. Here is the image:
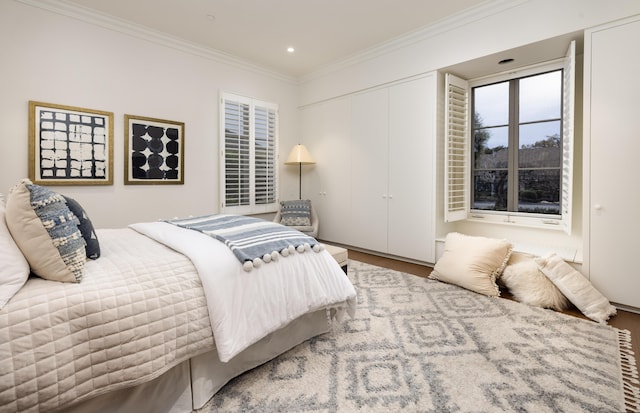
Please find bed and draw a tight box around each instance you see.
[0,180,357,413]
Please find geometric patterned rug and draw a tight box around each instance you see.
[203,260,640,412]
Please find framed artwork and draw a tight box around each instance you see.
[124,115,184,185]
[29,101,114,185]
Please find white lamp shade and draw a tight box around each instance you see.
[285,144,315,165]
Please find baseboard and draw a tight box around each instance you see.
[317,239,434,267]
[612,302,640,315]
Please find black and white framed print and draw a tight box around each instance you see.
[124,115,184,185]
[29,101,114,185]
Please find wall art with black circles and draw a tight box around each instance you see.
[29,101,114,185]
[124,115,184,185]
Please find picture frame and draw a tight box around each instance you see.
[124,115,185,185]
[29,101,114,185]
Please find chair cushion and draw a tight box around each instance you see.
[279,199,312,226]
[288,225,314,233]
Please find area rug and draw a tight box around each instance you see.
[202,260,640,412]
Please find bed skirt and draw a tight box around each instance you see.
[61,308,332,413]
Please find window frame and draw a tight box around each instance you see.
[219,92,279,215]
[444,40,575,233]
[470,65,563,218]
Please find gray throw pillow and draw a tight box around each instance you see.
[280,199,312,226]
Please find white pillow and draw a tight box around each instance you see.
[501,254,569,311]
[430,232,512,296]
[536,253,616,323]
[0,196,30,309]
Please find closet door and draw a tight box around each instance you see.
[349,88,389,252]
[388,76,436,262]
[301,98,351,243]
[585,16,640,308]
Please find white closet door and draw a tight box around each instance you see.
[586,17,640,308]
[301,98,352,243]
[350,88,389,252]
[388,76,436,262]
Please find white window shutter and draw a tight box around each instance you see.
[560,40,575,234]
[444,73,470,222]
[253,103,278,206]
[220,93,279,214]
[221,95,251,209]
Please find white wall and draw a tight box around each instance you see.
[299,0,640,105]
[0,0,300,228]
[298,0,640,262]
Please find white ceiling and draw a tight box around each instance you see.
[63,0,489,77]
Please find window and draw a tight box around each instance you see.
[220,92,278,214]
[445,41,575,233]
[472,70,562,214]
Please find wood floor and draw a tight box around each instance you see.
[348,249,640,359]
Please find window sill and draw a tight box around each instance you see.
[467,211,564,231]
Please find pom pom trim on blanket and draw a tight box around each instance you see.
[167,214,322,271]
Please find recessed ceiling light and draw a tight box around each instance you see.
[498,58,514,65]
[287,47,295,53]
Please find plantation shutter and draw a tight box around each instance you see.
[560,40,575,234]
[220,93,279,214]
[253,103,278,206]
[222,95,251,209]
[444,73,470,222]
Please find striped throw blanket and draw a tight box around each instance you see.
[167,214,321,271]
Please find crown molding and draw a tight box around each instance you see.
[17,0,530,84]
[15,0,298,84]
[299,0,530,83]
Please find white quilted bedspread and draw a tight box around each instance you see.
[0,229,215,413]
